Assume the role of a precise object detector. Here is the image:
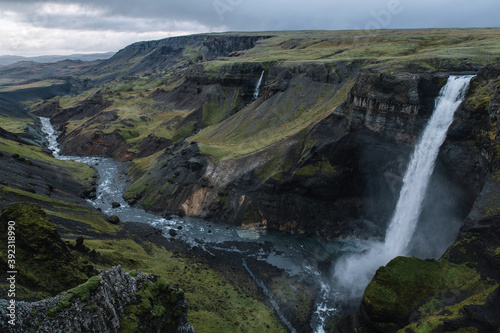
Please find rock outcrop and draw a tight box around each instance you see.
[347,72,444,144]
[0,266,195,333]
[91,34,271,80]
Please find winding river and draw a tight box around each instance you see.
[39,117,367,332]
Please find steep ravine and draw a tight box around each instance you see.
[116,68,479,241]
[30,37,500,330]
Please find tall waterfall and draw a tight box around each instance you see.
[383,75,473,255]
[253,70,264,100]
[332,75,473,299]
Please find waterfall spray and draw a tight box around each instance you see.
[332,75,474,299]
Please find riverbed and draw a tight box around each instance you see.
[40,116,373,332]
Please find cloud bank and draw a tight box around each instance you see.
[0,0,498,56]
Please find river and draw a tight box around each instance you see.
[39,117,369,332]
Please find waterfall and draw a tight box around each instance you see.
[253,70,264,100]
[383,75,473,255]
[332,75,473,299]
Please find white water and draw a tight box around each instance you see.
[253,70,264,100]
[332,75,473,300]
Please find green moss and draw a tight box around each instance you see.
[293,157,337,177]
[0,115,34,133]
[120,277,184,332]
[194,78,355,161]
[467,80,494,111]
[400,285,498,332]
[123,174,154,201]
[270,277,314,324]
[0,203,94,298]
[364,257,491,324]
[173,120,197,142]
[126,151,163,182]
[65,275,101,301]
[48,275,101,316]
[365,256,498,332]
[182,46,202,63]
[0,137,94,185]
[83,304,97,312]
[202,90,239,126]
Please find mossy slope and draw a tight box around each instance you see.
[362,257,498,332]
[0,203,95,298]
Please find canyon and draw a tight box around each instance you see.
[1,29,499,332]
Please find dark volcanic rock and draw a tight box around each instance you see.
[124,141,209,217]
[80,187,97,199]
[347,72,443,144]
[107,215,120,224]
[94,34,271,78]
[135,134,172,158]
[49,92,112,124]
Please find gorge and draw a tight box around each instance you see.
[1,29,499,332]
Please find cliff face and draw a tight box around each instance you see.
[36,55,487,239]
[121,69,475,239]
[90,34,271,80]
[347,72,444,143]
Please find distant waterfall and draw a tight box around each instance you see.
[253,70,264,100]
[332,75,473,299]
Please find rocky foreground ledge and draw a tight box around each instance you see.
[0,266,195,333]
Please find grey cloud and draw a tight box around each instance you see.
[0,0,499,55]
[3,0,500,32]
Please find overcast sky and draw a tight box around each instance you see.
[0,0,499,56]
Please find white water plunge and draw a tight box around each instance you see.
[332,75,474,299]
[253,70,264,100]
